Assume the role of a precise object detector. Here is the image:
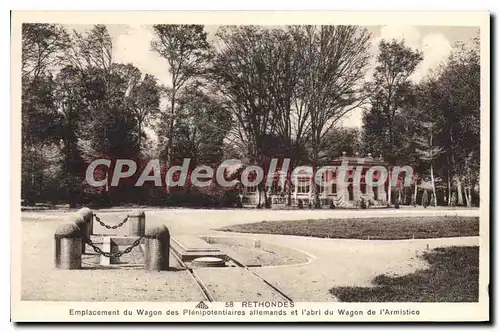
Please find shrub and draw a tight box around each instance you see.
[265,197,272,209]
[297,199,304,209]
[360,198,367,209]
[235,195,243,208]
[164,186,241,208]
[329,200,336,209]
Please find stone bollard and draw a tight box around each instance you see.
[69,214,88,254]
[54,222,82,269]
[144,225,170,271]
[77,207,94,236]
[127,209,145,236]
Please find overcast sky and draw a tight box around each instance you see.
[65,24,479,128]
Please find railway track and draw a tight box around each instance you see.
[171,249,293,303]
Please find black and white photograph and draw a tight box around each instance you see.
[10,10,490,322]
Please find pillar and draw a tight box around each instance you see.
[127,210,145,236]
[144,225,170,271]
[54,222,82,269]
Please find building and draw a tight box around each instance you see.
[241,152,392,207]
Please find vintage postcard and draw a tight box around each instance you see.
[10,10,490,322]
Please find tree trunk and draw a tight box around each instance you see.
[465,187,472,207]
[430,163,437,206]
[413,180,418,206]
[286,178,292,206]
[447,176,452,206]
[387,167,392,206]
[311,166,321,209]
[263,187,269,209]
[456,178,464,205]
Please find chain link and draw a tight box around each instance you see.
[93,213,129,229]
[84,236,144,258]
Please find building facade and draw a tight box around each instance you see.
[241,153,391,207]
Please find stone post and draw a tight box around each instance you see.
[127,210,145,236]
[54,222,82,269]
[70,215,88,254]
[144,225,170,271]
[77,207,94,236]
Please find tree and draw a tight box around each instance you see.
[151,25,212,191]
[64,24,113,73]
[22,23,69,80]
[291,25,372,207]
[60,26,147,205]
[171,85,231,165]
[415,121,443,207]
[22,23,69,204]
[363,39,423,205]
[437,38,480,206]
[412,36,480,207]
[21,74,60,205]
[53,66,89,206]
[211,26,279,207]
[322,127,362,158]
[126,73,161,148]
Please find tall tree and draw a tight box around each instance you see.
[21,23,69,204]
[171,85,231,165]
[211,26,280,207]
[363,39,423,205]
[22,23,69,80]
[151,25,211,190]
[126,73,161,148]
[415,121,443,207]
[292,25,372,207]
[53,66,89,206]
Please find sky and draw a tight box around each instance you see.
[65,24,479,128]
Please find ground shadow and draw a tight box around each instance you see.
[330,246,479,302]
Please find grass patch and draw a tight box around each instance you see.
[217,216,478,240]
[330,246,479,302]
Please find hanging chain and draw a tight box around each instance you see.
[84,236,144,258]
[93,213,129,229]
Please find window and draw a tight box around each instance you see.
[296,182,310,194]
[332,183,337,194]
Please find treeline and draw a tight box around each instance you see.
[21,24,480,208]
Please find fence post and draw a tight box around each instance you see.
[54,222,82,269]
[127,210,145,236]
[144,225,170,271]
[100,237,120,266]
[77,207,93,236]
